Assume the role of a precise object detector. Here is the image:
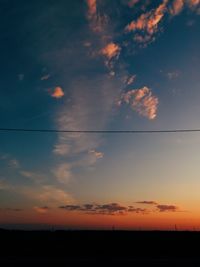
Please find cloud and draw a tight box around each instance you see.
[33,185,74,205]
[54,76,122,160]
[186,0,200,9]
[86,0,97,19]
[20,171,47,183]
[127,0,139,8]
[167,70,180,80]
[50,87,65,99]
[123,75,137,85]
[100,43,121,60]
[127,206,148,213]
[33,206,49,214]
[136,201,158,205]
[119,86,159,120]
[60,202,148,215]
[41,74,51,81]
[157,204,179,212]
[20,185,74,206]
[53,163,72,184]
[9,159,20,169]
[89,150,104,159]
[53,144,71,156]
[86,0,108,32]
[125,0,168,44]
[169,0,184,16]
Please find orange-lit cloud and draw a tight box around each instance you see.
[119,87,159,120]
[125,0,168,43]
[86,0,97,19]
[89,150,104,159]
[86,0,108,32]
[51,87,64,99]
[169,0,184,16]
[34,206,49,214]
[101,43,121,60]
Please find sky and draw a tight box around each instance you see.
[0,0,200,230]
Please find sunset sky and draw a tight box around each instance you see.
[0,0,200,230]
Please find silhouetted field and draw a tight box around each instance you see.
[1,229,200,266]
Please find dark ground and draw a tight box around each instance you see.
[1,229,200,266]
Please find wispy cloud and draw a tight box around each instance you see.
[125,0,168,44]
[21,185,74,206]
[119,86,159,120]
[156,204,179,212]
[59,202,147,215]
[167,70,180,80]
[33,206,49,214]
[53,163,72,184]
[127,0,139,8]
[86,0,97,19]
[54,76,122,160]
[169,0,184,16]
[9,159,20,169]
[20,171,47,184]
[186,0,200,9]
[41,74,51,81]
[123,75,137,86]
[136,201,158,205]
[86,0,108,33]
[89,150,104,159]
[50,87,65,99]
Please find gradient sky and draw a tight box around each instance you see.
[0,0,200,230]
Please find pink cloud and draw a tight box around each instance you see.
[100,42,121,60]
[125,0,168,43]
[119,87,159,120]
[169,0,184,16]
[86,0,108,32]
[51,87,65,99]
[86,0,97,19]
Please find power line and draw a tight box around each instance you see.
[0,128,200,134]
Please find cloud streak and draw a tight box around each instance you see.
[59,202,147,215]
[136,201,158,205]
